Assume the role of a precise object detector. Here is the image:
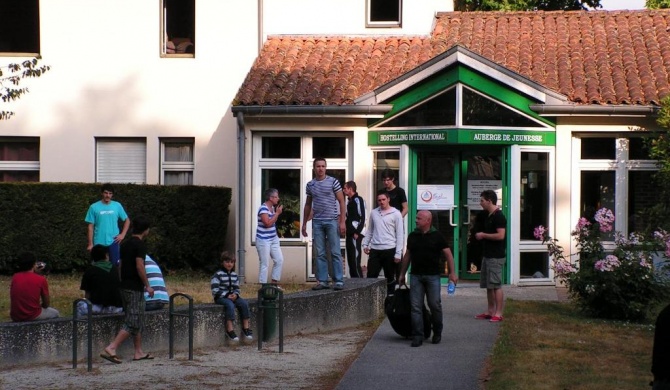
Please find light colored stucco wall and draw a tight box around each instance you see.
[262,0,452,36]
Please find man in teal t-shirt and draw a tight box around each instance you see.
[85,183,130,266]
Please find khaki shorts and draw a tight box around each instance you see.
[480,257,505,289]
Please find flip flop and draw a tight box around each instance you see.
[133,353,155,361]
[100,353,122,364]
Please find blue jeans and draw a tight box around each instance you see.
[409,274,443,338]
[313,218,344,285]
[215,296,250,322]
[256,236,284,283]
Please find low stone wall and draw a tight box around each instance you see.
[0,278,386,367]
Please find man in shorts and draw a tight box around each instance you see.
[474,190,506,323]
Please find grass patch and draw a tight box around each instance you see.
[485,300,655,390]
[0,272,309,322]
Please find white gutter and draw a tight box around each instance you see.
[236,112,247,283]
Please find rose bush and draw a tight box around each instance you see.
[535,208,670,322]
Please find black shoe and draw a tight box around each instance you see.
[411,338,423,347]
[432,334,441,344]
[312,283,330,291]
[334,283,344,291]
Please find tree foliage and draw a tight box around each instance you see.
[647,0,670,8]
[0,58,50,120]
[454,0,602,11]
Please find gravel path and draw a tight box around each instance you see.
[0,324,377,390]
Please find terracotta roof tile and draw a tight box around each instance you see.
[234,10,670,107]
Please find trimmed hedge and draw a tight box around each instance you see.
[0,183,230,273]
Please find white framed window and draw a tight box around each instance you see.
[0,0,39,55]
[252,133,352,240]
[96,138,146,184]
[161,0,195,57]
[366,0,402,28]
[0,137,39,182]
[161,138,194,185]
[573,135,657,238]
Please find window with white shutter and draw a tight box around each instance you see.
[96,138,146,183]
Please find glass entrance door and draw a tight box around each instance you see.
[414,148,504,280]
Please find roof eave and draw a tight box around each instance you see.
[530,104,660,117]
[231,104,393,118]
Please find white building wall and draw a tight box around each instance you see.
[263,0,452,36]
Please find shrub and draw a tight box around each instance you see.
[535,208,670,322]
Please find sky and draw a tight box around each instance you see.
[598,0,646,10]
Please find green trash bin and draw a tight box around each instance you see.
[259,285,280,342]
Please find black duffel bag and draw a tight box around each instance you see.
[384,284,432,339]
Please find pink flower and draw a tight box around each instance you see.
[594,255,620,272]
[594,208,615,232]
[534,226,546,240]
[576,217,591,230]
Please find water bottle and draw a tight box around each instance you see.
[447,281,456,295]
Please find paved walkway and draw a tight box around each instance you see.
[336,283,563,390]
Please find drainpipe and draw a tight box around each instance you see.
[257,0,264,53]
[236,112,247,283]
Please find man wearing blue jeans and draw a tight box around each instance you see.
[400,210,457,347]
[301,158,346,291]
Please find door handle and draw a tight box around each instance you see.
[449,206,458,227]
[462,204,471,226]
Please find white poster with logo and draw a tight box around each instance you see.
[417,185,455,210]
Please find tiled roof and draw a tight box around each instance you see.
[234,10,670,107]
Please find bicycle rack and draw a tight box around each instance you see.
[257,285,284,353]
[72,298,93,372]
[169,292,194,360]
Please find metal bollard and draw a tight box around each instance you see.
[72,298,93,372]
[169,292,194,360]
[257,285,284,352]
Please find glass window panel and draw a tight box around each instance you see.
[369,0,401,22]
[380,88,456,127]
[164,171,193,185]
[164,143,193,162]
[0,171,39,182]
[580,170,615,240]
[261,169,302,239]
[520,252,550,279]
[262,137,300,159]
[0,0,39,53]
[373,151,399,198]
[581,138,616,159]
[462,88,543,127]
[629,137,651,160]
[313,137,346,159]
[0,141,39,161]
[628,170,656,233]
[520,152,549,240]
[163,0,195,55]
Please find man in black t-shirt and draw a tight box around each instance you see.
[399,210,457,347]
[381,169,408,218]
[474,190,507,323]
[76,244,123,317]
[101,216,155,364]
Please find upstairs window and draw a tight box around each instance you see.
[366,0,402,28]
[0,0,40,55]
[161,0,195,57]
[96,138,147,184]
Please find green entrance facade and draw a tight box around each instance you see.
[367,62,556,284]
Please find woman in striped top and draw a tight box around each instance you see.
[256,188,285,285]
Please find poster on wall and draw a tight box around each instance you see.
[467,180,503,208]
[417,185,455,210]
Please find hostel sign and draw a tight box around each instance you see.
[369,129,555,146]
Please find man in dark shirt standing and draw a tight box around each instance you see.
[652,303,670,390]
[474,190,507,323]
[101,216,154,364]
[399,210,457,347]
[343,181,365,278]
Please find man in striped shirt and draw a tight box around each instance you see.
[301,158,346,291]
[144,255,168,311]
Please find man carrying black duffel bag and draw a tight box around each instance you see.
[399,210,458,347]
